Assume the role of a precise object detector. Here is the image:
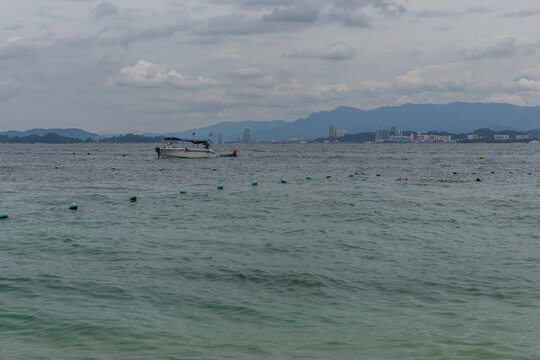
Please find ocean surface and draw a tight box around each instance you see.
[1,143,540,359]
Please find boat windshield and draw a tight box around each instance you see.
[163,137,212,149]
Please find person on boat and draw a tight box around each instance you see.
[204,141,210,150]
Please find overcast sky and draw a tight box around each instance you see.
[2,0,540,132]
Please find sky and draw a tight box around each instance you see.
[1,0,540,133]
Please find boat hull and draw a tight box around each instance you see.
[159,147,216,158]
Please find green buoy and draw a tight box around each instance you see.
[349,174,354,177]
[180,189,187,194]
[55,166,59,169]
[528,172,532,175]
[270,168,274,171]
[217,184,224,190]
[281,178,287,183]
[129,194,137,202]
[252,180,258,186]
[376,173,381,177]
[212,168,217,171]
[0,212,8,219]
[112,166,116,170]
[158,167,163,171]
[306,175,312,180]
[69,203,78,210]
[2,165,6,168]
[326,174,331,179]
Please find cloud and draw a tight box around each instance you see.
[369,0,407,14]
[465,37,537,59]
[332,0,406,14]
[504,76,540,91]
[347,63,478,107]
[230,67,264,79]
[3,24,21,31]
[0,80,17,101]
[283,42,356,61]
[394,64,473,92]
[111,60,218,88]
[198,11,316,37]
[503,8,540,18]
[328,10,371,27]
[416,6,489,18]
[483,93,526,106]
[262,7,319,22]
[320,42,356,60]
[93,1,119,20]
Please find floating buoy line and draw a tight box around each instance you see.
[0,167,530,220]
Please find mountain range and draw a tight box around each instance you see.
[151,102,540,141]
[3,102,540,142]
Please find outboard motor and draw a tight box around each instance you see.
[155,147,161,158]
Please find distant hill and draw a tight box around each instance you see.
[0,132,92,144]
[170,102,540,142]
[0,128,100,140]
[145,120,288,142]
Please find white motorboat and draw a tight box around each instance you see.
[155,137,216,158]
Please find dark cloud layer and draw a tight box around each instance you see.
[93,1,119,19]
[467,37,538,59]
[503,8,540,17]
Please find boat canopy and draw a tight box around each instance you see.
[163,137,210,144]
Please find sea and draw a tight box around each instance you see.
[1,143,539,360]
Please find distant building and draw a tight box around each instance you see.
[375,130,390,143]
[376,127,409,142]
[336,129,347,137]
[494,134,509,140]
[515,134,530,140]
[467,134,479,140]
[415,133,452,143]
[243,128,250,143]
[329,125,336,138]
[218,133,223,144]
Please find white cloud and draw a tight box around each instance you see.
[283,42,356,60]
[111,60,218,88]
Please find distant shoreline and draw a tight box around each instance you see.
[0,128,538,144]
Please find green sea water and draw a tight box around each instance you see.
[1,143,540,359]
